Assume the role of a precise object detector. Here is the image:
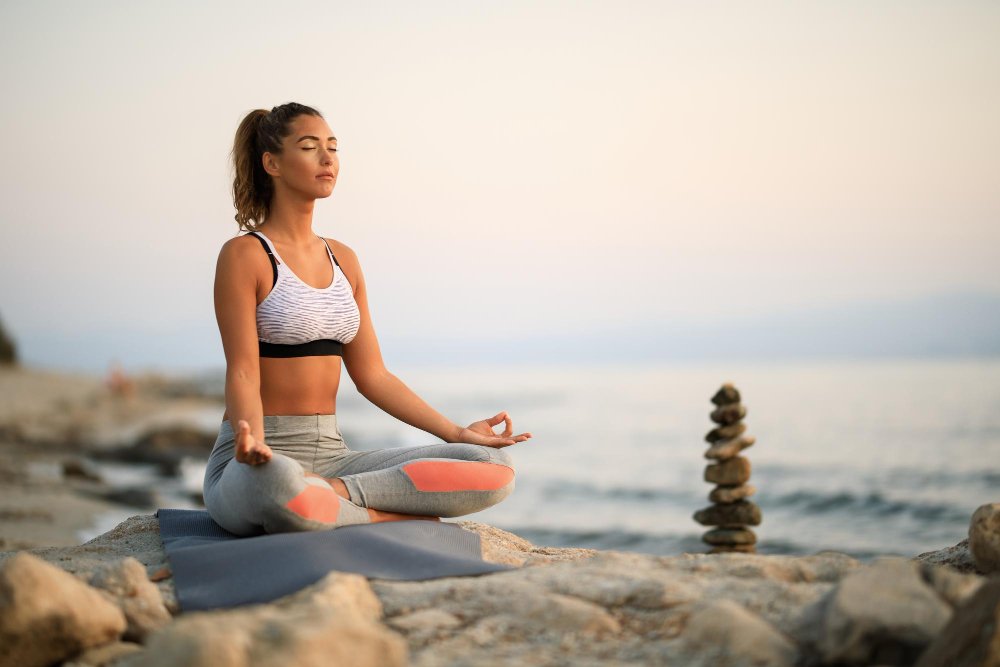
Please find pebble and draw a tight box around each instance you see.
[709,484,756,504]
[704,456,752,486]
[702,528,758,546]
[705,435,756,460]
[710,403,747,426]
[693,500,762,527]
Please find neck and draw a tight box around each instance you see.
[262,189,319,245]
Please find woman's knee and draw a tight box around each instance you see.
[484,445,515,471]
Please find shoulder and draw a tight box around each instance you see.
[216,233,268,277]
[323,237,358,263]
[322,237,363,291]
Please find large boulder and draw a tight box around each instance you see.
[0,552,126,667]
[969,503,1000,574]
[815,557,952,666]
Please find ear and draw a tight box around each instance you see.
[262,151,281,178]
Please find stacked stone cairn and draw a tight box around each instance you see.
[693,382,762,554]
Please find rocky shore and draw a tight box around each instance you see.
[1,365,998,666]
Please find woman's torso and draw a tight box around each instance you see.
[221,230,359,420]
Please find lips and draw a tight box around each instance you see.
[317,173,336,179]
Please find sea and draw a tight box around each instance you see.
[80,357,1000,563]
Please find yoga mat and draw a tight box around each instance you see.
[156,508,518,612]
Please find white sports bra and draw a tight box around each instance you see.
[248,230,361,358]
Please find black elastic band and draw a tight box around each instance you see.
[321,238,342,268]
[259,339,345,358]
[249,232,278,288]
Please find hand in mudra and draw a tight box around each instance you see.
[235,419,273,465]
[455,411,532,448]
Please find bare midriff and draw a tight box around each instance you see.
[221,356,343,421]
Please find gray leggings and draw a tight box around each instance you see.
[202,414,516,536]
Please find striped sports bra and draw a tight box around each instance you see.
[248,230,361,358]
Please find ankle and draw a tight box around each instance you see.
[327,477,352,501]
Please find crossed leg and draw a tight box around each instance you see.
[315,442,517,518]
[204,442,515,536]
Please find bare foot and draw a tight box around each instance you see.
[367,508,441,523]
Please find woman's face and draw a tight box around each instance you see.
[263,114,339,199]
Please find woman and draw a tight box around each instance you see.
[203,102,532,536]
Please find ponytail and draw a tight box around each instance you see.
[230,102,323,232]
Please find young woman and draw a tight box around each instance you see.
[203,102,532,536]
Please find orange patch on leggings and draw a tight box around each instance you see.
[402,460,514,492]
[285,486,341,523]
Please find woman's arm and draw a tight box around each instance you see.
[215,237,270,461]
[338,242,464,442]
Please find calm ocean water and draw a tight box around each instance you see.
[84,358,1000,561]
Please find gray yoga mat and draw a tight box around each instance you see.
[156,508,518,612]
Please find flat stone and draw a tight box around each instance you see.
[705,456,752,486]
[709,545,758,554]
[709,484,756,504]
[705,421,747,444]
[916,561,985,609]
[705,435,756,460]
[703,528,757,546]
[693,500,762,527]
[818,557,952,666]
[710,403,747,425]
[968,502,1000,574]
[711,384,741,406]
[914,577,1000,667]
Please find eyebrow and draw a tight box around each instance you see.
[296,135,337,143]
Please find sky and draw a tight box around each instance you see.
[1,0,998,374]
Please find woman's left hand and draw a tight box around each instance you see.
[454,411,532,448]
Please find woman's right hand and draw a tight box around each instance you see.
[234,419,273,465]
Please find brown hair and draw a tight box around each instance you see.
[230,102,324,232]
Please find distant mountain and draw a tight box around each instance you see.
[383,289,1000,365]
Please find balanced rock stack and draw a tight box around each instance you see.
[693,383,762,554]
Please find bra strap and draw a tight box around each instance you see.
[321,238,342,268]
[249,232,278,288]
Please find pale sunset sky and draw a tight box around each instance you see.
[1,1,997,373]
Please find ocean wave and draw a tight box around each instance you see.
[537,478,972,524]
[755,489,971,522]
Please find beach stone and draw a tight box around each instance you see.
[117,572,407,667]
[694,500,762,527]
[916,561,986,609]
[705,435,756,460]
[914,576,1000,667]
[100,425,216,476]
[61,456,103,482]
[705,456,751,485]
[64,641,143,666]
[703,528,757,546]
[0,552,127,667]
[709,545,757,554]
[709,484,756,504]
[705,421,747,444]
[710,403,747,426]
[711,383,741,406]
[914,537,981,575]
[817,556,952,666]
[681,598,797,667]
[0,312,16,365]
[969,502,1000,574]
[88,556,172,641]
